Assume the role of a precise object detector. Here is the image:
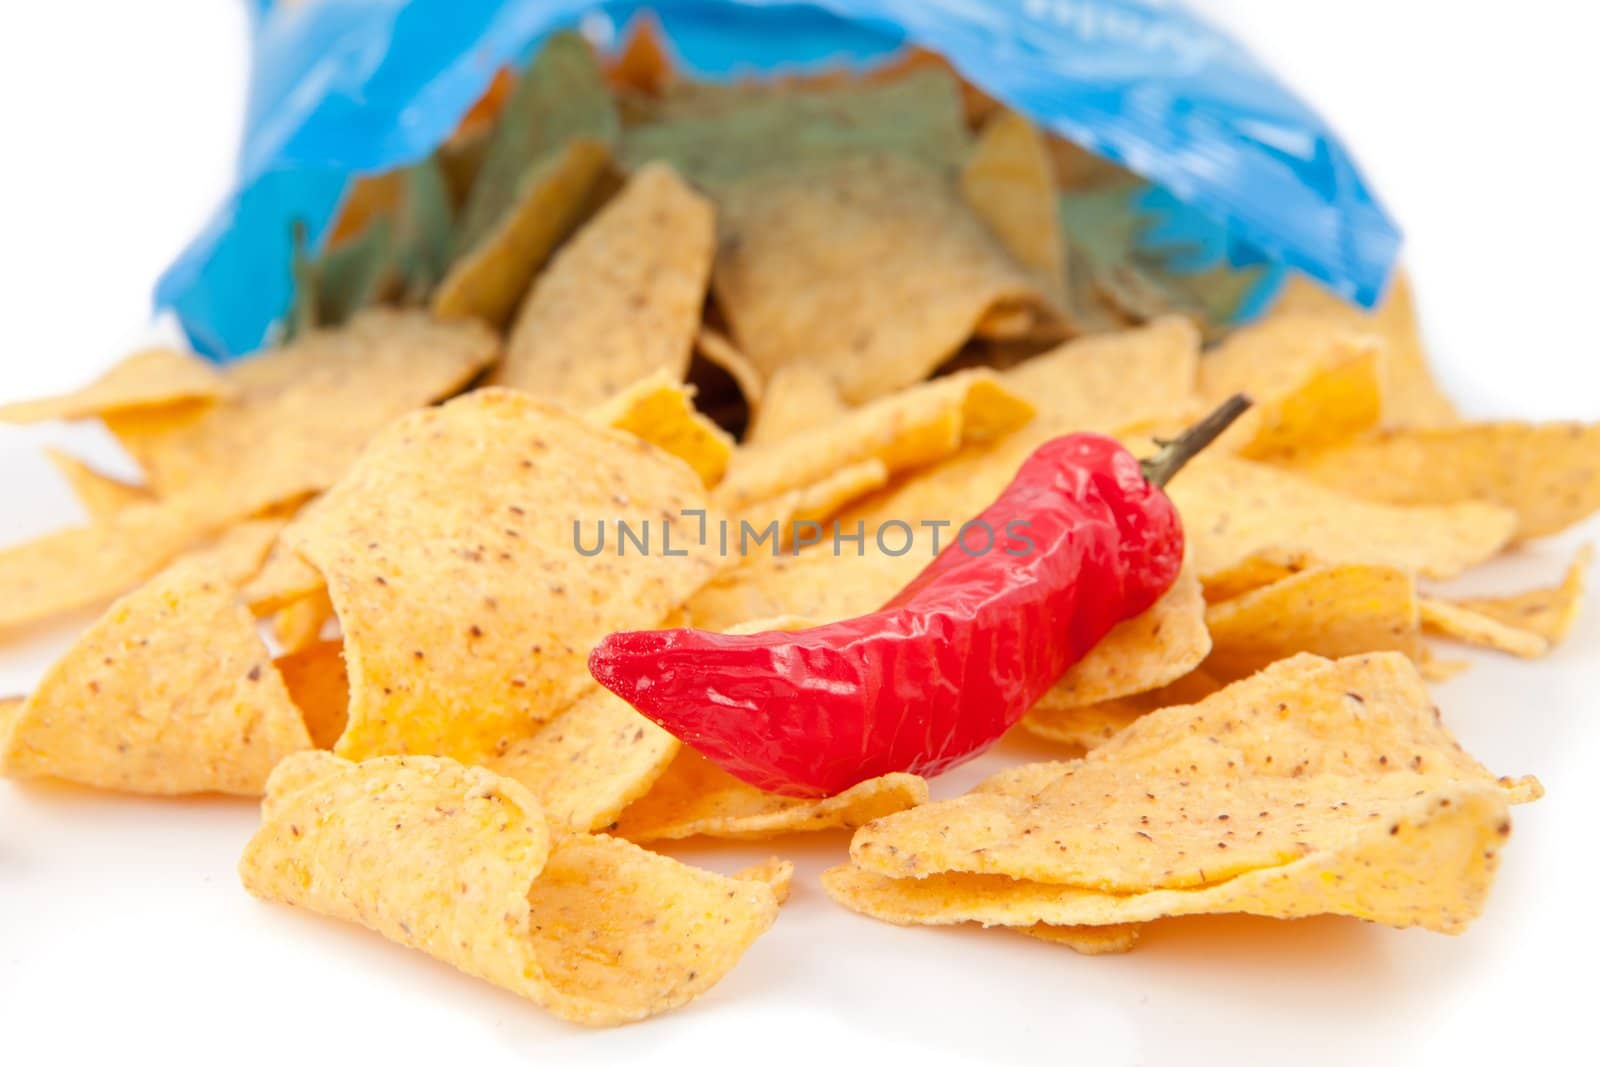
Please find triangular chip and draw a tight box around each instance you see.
[490,688,680,838]
[611,749,927,842]
[1276,422,1600,540]
[1203,563,1424,680]
[104,310,499,522]
[281,389,720,762]
[1165,454,1516,581]
[0,348,230,424]
[240,753,779,1026]
[850,654,1535,892]
[1021,670,1221,752]
[961,110,1067,296]
[1271,271,1457,428]
[435,32,620,326]
[999,317,1200,431]
[1,559,310,794]
[493,164,714,406]
[44,448,152,520]
[712,154,1051,403]
[587,373,733,487]
[1197,314,1384,459]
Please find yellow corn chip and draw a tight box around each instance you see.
[714,369,1034,512]
[490,688,680,837]
[241,533,328,616]
[960,110,1066,295]
[105,310,499,521]
[1197,547,1318,602]
[271,587,335,653]
[712,153,1050,403]
[0,347,231,424]
[1197,314,1383,459]
[435,130,614,327]
[1,559,311,794]
[1021,670,1220,752]
[743,364,848,446]
[1271,271,1457,428]
[283,389,720,763]
[273,638,348,750]
[825,781,1514,934]
[179,516,288,587]
[1420,598,1549,659]
[44,448,151,520]
[999,317,1200,431]
[1276,422,1600,540]
[736,857,795,905]
[1203,563,1424,680]
[0,501,206,632]
[1039,563,1210,707]
[1166,454,1516,580]
[611,749,927,842]
[1454,545,1590,646]
[240,753,778,1026]
[493,164,714,406]
[1014,923,1143,955]
[850,653,1535,892]
[588,372,734,487]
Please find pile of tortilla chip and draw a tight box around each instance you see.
[0,16,1591,1023]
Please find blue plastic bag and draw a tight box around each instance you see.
[160,0,1399,360]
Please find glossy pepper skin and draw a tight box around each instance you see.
[589,433,1185,798]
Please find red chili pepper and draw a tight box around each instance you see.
[589,396,1250,798]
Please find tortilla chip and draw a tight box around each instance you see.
[714,369,1034,513]
[240,527,328,615]
[436,32,620,326]
[271,587,335,653]
[850,654,1534,892]
[0,348,230,424]
[1420,598,1550,659]
[0,502,207,632]
[1165,454,1516,581]
[493,164,714,407]
[736,857,795,905]
[825,781,1513,934]
[105,310,499,522]
[1454,546,1590,646]
[0,559,311,794]
[999,317,1200,431]
[1276,422,1600,540]
[961,110,1066,295]
[611,749,927,842]
[1197,548,1319,602]
[588,373,734,487]
[711,153,1050,403]
[490,688,679,837]
[1021,670,1221,752]
[282,390,720,763]
[741,459,891,540]
[1039,563,1211,707]
[621,68,969,187]
[273,638,349,749]
[1271,272,1457,428]
[1014,923,1143,955]
[1197,314,1384,458]
[44,448,151,519]
[433,138,613,327]
[1203,564,1424,680]
[239,753,778,1026]
[743,364,848,446]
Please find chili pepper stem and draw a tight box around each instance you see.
[1140,393,1253,488]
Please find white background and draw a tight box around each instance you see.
[1,2,1597,1064]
